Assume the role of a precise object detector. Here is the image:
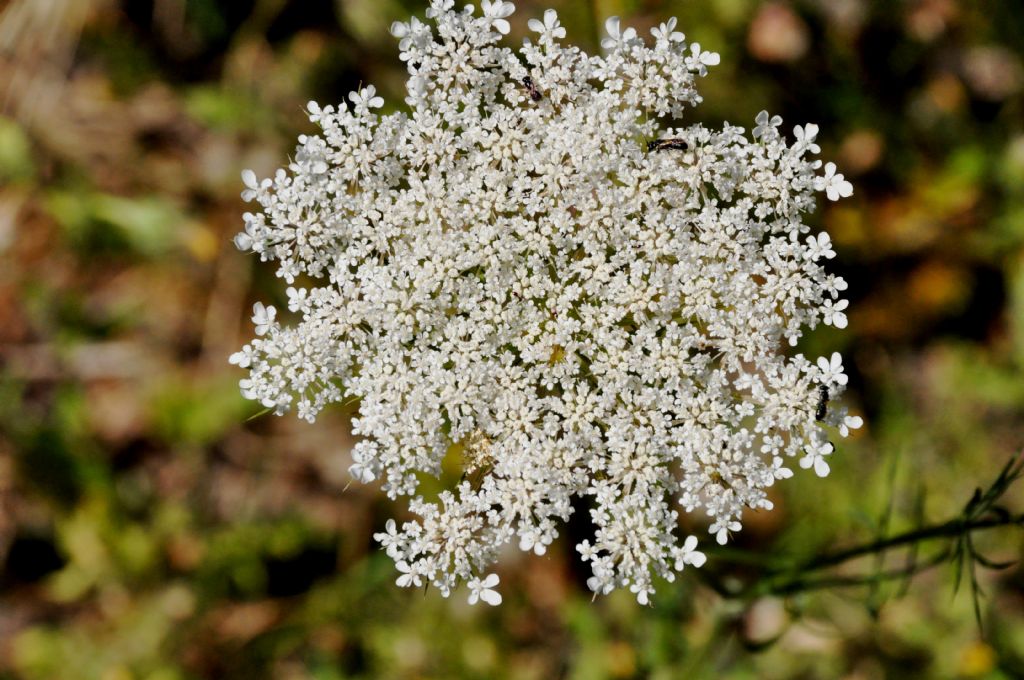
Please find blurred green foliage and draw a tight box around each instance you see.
[1,0,1023,678]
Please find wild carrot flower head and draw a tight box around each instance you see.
[231,0,859,605]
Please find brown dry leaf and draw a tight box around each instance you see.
[839,130,885,175]
[524,555,568,610]
[926,72,967,114]
[905,0,959,42]
[906,261,969,313]
[208,601,282,643]
[961,46,1024,101]
[747,3,809,63]
[85,381,149,445]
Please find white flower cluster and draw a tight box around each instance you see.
[231,0,861,605]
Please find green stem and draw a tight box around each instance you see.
[760,549,952,598]
[790,512,1023,575]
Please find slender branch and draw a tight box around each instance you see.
[789,511,1024,575]
[761,549,952,598]
[704,511,1023,576]
[704,451,1024,616]
[693,451,1024,644]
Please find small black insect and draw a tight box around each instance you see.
[815,384,830,421]
[647,138,689,152]
[522,76,543,102]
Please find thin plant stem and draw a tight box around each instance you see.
[702,450,1024,617]
[789,511,1023,575]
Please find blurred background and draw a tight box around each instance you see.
[1,0,1023,678]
